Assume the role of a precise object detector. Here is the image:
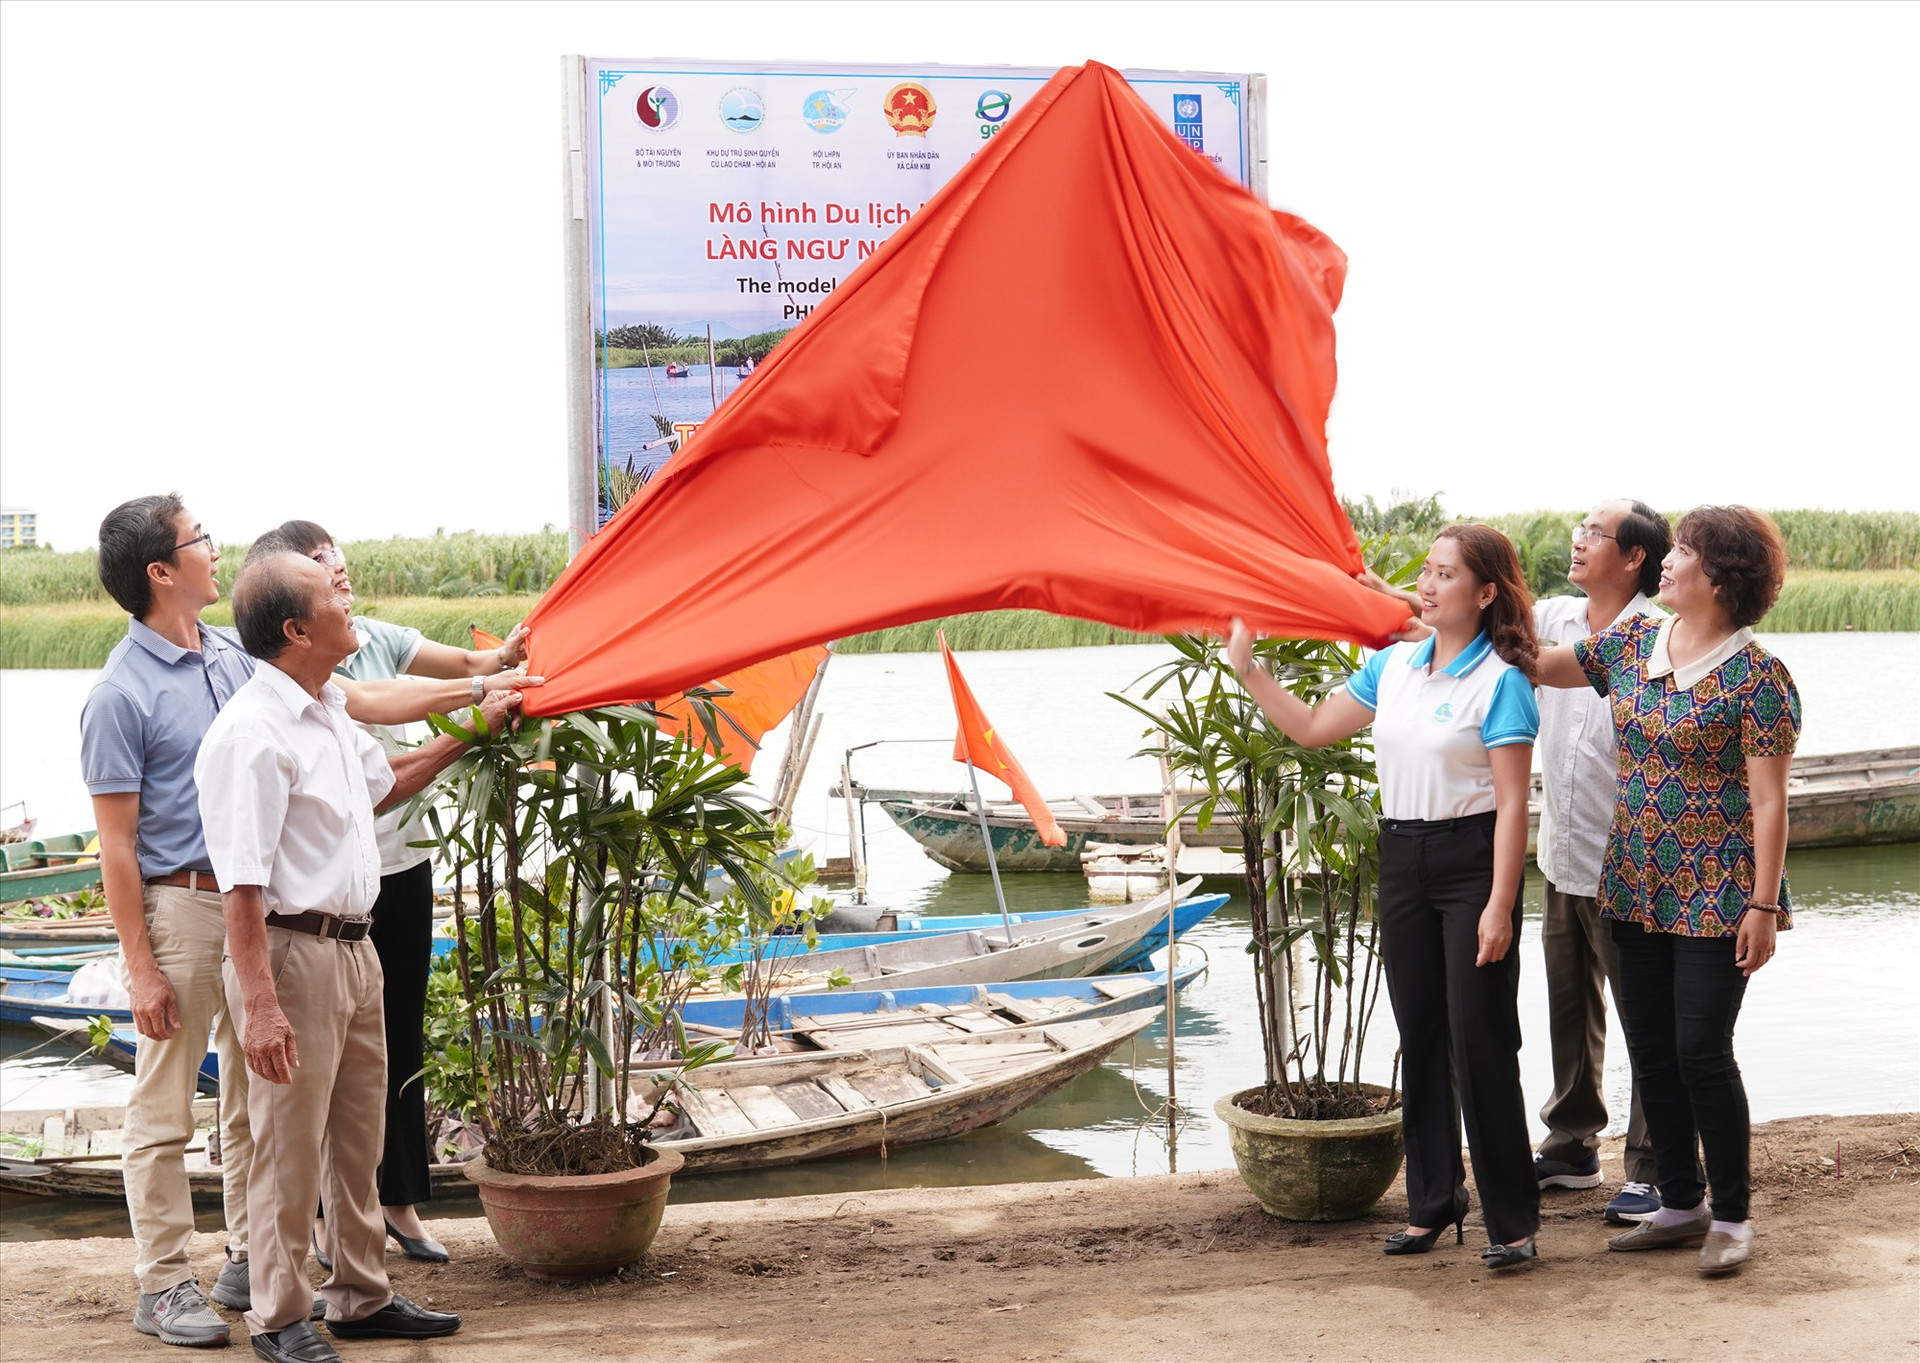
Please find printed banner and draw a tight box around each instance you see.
[581,58,1257,525]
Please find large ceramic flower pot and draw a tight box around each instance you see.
[465,1144,684,1280]
[1214,1084,1404,1222]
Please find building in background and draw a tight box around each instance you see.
[0,508,39,549]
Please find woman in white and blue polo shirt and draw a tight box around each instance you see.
[1227,524,1543,1270]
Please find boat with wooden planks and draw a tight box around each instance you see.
[0,967,1198,1199]
[861,745,1920,873]
[0,831,103,906]
[641,1004,1165,1173]
[0,1100,482,1204]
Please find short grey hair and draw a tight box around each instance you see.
[232,553,319,661]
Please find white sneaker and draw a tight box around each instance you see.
[133,1279,230,1348]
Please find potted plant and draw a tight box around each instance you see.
[422,699,791,1278]
[1120,556,1416,1221]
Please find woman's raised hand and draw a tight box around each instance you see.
[1226,618,1255,679]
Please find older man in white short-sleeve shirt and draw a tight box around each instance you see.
[196,552,519,1363]
[1530,499,1670,1224]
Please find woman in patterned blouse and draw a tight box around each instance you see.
[1536,506,1798,1279]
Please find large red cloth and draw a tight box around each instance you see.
[940,633,1066,847]
[522,61,1407,714]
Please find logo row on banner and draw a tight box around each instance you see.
[633,82,1208,153]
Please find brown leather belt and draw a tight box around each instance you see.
[265,911,372,942]
[146,870,223,893]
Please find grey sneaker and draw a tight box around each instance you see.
[134,1279,231,1347]
[207,1255,325,1320]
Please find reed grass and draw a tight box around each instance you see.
[1763,571,1920,632]
[0,597,540,670]
[0,532,569,607]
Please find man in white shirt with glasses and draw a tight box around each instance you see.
[1531,499,1671,1224]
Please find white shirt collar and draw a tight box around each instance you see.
[1646,615,1755,690]
[257,660,348,718]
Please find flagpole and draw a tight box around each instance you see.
[1159,731,1182,1163]
[962,757,1018,945]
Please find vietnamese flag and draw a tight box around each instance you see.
[939,632,1065,848]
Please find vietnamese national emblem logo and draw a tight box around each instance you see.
[801,88,851,134]
[883,82,937,137]
[718,87,766,133]
[635,86,679,131]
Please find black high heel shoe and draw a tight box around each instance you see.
[1384,1193,1469,1256]
[386,1219,452,1263]
[1481,1236,1538,1271]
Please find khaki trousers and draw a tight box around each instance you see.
[121,885,251,1293]
[1538,880,1657,1184]
[224,928,392,1333]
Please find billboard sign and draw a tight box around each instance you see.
[562,58,1264,539]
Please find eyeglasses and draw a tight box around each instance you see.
[170,531,214,554]
[312,547,346,568]
[1570,525,1620,546]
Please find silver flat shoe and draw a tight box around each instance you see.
[1698,1228,1752,1276]
[1607,1207,1711,1251]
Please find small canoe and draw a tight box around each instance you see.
[852,788,1239,874]
[30,1015,220,1094]
[0,969,1197,1199]
[708,879,1211,996]
[0,831,103,905]
[0,966,125,1026]
[643,1006,1164,1173]
[0,1100,480,1204]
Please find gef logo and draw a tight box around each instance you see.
[1173,92,1203,153]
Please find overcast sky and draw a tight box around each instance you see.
[2,1,1914,552]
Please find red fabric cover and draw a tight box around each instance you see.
[522,61,1407,715]
[939,633,1065,846]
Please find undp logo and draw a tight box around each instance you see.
[718,87,765,133]
[1174,95,1201,122]
[974,90,1012,123]
[1172,91,1204,153]
[802,88,851,134]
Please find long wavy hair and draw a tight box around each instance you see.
[1436,523,1539,680]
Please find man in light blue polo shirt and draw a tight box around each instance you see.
[80,494,536,1348]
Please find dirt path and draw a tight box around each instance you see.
[3,1112,1914,1362]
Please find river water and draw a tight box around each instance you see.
[2,633,1916,1235]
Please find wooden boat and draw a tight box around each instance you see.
[707,879,1207,996]
[866,745,1920,873]
[644,1004,1164,1173]
[0,966,127,1026]
[664,363,691,377]
[31,1016,220,1094]
[0,944,116,971]
[852,787,1240,874]
[0,831,102,905]
[0,1101,480,1205]
[724,891,1225,975]
[0,967,1199,1199]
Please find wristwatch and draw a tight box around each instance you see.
[471,675,486,705]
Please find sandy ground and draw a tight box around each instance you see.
[1,1112,1914,1363]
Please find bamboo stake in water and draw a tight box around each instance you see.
[962,758,1018,945]
[1158,732,1182,1164]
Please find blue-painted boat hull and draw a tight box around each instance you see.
[429,892,1228,973]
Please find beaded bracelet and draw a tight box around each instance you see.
[1745,902,1783,914]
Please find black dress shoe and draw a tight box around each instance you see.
[1482,1236,1539,1271]
[327,1293,461,1340]
[386,1219,452,1263]
[251,1319,343,1363]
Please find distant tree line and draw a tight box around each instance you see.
[595,324,794,367]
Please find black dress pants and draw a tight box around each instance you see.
[1609,919,1751,1222]
[369,860,435,1207]
[1377,813,1539,1244]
